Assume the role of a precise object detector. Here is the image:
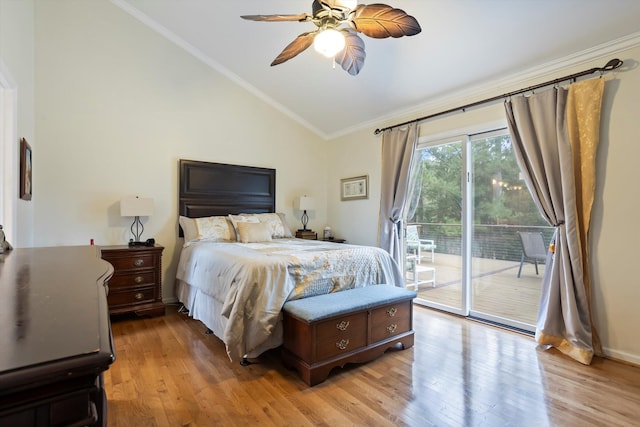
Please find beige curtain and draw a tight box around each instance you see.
[505,78,604,364]
[378,123,418,262]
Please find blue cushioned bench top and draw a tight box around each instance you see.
[283,285,417,323]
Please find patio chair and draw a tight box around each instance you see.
[406,225,436,263]
[517,231,547,278]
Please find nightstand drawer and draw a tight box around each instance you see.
[102,254,156,271]
[107,271,157,289]
[107,286,156,307]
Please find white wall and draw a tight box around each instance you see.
[327,45,640,364]
[30,0,327,302]
[0,0,35,247]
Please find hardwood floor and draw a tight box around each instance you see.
[104,304,640,426]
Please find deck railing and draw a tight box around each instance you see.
[407,223,554,262]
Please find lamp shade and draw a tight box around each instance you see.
[295,196,314,211]
[120,196,154,217]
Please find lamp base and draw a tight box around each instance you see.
[300,210,309,232]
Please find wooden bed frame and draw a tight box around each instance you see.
[178,159,280,363]
[176,160,410,377]
[179,159,276,234]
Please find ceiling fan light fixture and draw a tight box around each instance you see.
[313,28,345,57]
[242,1,421,75]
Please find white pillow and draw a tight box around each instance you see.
[236,221,273,243]
[179,216,199,242]
[179,215,235,242]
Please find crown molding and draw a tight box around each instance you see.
[353,31,640,140]
[110,1,640,141]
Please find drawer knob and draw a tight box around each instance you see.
[133,259,144,267]
[336,339,350,351]
[336,320,350,331]
[387,307,398,317]
[387,324,398,334]
[134,276,144,284]
[134,292,144,300]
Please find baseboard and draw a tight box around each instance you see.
[601,347,640,367]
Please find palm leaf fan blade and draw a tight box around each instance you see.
[351,4,421,39]
[336,32,366,76]
[241,14,311,22]
[271,31,316,66]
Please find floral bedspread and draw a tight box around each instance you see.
[176,238,403,360]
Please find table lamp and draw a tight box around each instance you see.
[120,196,154,246]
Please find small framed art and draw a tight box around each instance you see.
[20,138,32,200]
[341,175,368,201]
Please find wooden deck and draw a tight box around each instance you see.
[405,253,543,326]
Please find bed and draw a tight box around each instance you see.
[175,160,404,362]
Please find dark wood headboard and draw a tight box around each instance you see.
[179,159,276,220]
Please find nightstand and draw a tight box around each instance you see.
[296,230,317,240]
[321,238,346,243]
[100,245,165,317]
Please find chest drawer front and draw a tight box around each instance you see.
[103,254,156,271]
[316,312,367,341]
[107,286,156,307]
[315,313,368,360]
[107,271,157,289]
[370,301,412,342]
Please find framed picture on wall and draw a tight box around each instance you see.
[341,175,368,201]
[20,138,32,201]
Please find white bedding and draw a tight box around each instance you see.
[176,238,403,361]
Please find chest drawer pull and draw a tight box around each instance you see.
[133,258,145,267]
[134,276,144,284]
[387,307,398,317]
[386,324,398,334]
[336,339,350,350]
[134,292,144,300]
[336,320,350,331]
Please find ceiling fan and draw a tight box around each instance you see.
[241,0,421,76]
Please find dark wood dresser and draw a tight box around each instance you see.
[0,246,115,426]
[100,245,165,317]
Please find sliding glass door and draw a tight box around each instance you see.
[405,129,548,331]
[405,136,465,314]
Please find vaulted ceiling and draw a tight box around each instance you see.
[114,0,640,139]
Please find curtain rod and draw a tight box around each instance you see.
[373,58,623,135]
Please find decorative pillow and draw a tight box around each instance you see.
[240,212,293,239]
[195,216,236,241]
[228,214,260,241]
[179,215,235,242]
[179,216,199,242]
[236,221,273,243]
[275,213,294,238]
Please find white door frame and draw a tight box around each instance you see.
[0,58,18,245]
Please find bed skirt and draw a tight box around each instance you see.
[176,279,283,359]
